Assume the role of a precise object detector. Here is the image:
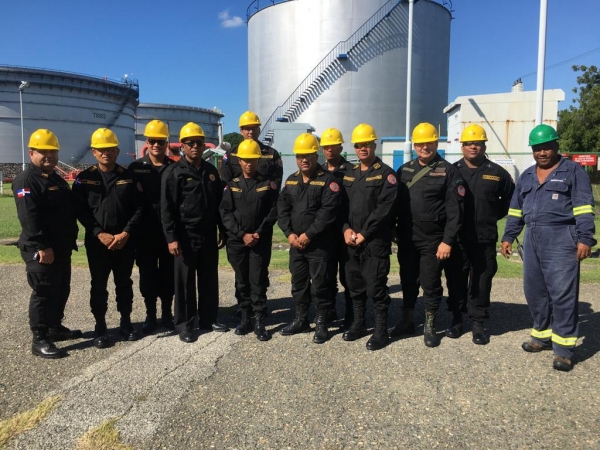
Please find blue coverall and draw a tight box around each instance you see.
[502,157,596,358]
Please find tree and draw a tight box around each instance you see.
[223,132,243,148]
[558,65,600,153]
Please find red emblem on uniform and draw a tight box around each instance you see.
[137,182,143,192]
[270,181,277,190]
[457,185,466,197]
[387,174,397,185]
[330,182,340,193]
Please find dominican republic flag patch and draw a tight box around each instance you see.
[17,188,31,198]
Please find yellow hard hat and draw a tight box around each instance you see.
[460,124,487,143]
[179,122,205,142]
[236,139,261,159]
[412,122,438,144]
[320,128,344,146]
[28,129,59,150]
[91,128,119,148]
[239,111,261,128]
[351,124,377,144]
[293,133,319,154]
[144,119,169,139]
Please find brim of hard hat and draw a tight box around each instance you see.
[294,150,318,154]
[145,134,169,139]
[459,139,487,143]
[92,144,119,149]
[530,138,559,146]
[320,141,343,146]
[30,145,59,150]
[413,138,438,144]
[180,136,205,142]
[233,153,260,159]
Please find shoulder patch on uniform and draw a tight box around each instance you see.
[482,175,500,181]
[310,180,325,186]
[232,177,240,182]
[223,153,228,162]
[16,188,31,198]
[457,185,466,197]
[373,163,381,169]
[330,182,340,193]
[387,174,397,185]
[209,174,216,181]
[366,175,383,181]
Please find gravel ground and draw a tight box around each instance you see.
[1,263,599,450]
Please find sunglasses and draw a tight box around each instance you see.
[183,140,205,148]
[241,126,259,132]
[462,141,484,147]
[295,154,315,160]
[148,139,167,146]
[354,142,374,149]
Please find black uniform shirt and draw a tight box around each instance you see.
[397,154,464,246]
[221,141,283,189]
[277,165,341,241]
[323,156,351,184]
[454,158,515,243]
[13,165,78,253]
[342,158,398,243]
[219,174,279,241]
[161,157,224,243]
[129,154,175,234]
[72,165,143,238]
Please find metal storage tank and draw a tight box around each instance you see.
[247,0,452,146]
[0,65,138,172]
[135,104,224,157]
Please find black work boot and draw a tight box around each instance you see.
[235,309,252,336]
[254,312,270,341]
[342,306,367,341]
[280,307,310,336]
[313,311,329,344]
[142,314,158,334]
[424,311,439,348]
[94,320,110,349]
[366,310,389,351]
[445,311,464,339]
[342,294,354,329]
[472,320,490,345]
[31,327,66,359]
[48,324,83,341]
[120,316,140,341]
[389,308,415,337]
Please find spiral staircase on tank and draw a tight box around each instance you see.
[256,0,408,143]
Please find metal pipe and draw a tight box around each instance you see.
[404,0,415,163]
[535,0,548,125]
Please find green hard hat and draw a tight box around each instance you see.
[529,124,559,146]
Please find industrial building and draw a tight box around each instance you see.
[0,65,223,177]
[247,0,452,148]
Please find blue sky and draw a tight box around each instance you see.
[1,0,598,134]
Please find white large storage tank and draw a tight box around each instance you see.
[135,104,224,157]
[247,0,452,146]
[0,66,138,168]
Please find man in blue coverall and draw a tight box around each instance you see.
[501,124,596,372]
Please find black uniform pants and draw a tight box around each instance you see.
[173,234,219,332]
[226,233,272,315]
[445,241,496,321]
[345,241,391,312]
[86,237,135,320]
[289,244,335,313]
[398,238,444,312]
[332,234,352,305]
[136,233,174,318]
[21,250,72,329]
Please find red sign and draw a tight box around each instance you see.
[572,154,597,166]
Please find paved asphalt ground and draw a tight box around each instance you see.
[1,263,599,449]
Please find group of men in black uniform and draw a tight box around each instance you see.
[14,113,515,358]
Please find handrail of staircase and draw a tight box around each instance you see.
[260,0,402,140]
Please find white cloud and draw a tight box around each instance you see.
[219,10,244,28]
